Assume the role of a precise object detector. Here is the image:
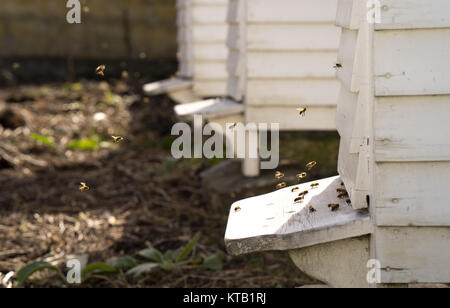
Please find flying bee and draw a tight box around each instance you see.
[275,171,284,180]
[234,206,241,212]
[336,188,347,193]
[294,196,304,203]
[328,203,339,211]
[298,190,309,198]
[306,161,317,170]
[297,107,307,117]
[291,186,299,192]
[310,183,319,189]
[333,63,342,69]
[79,182,89,191]
[112,136,124,143]
[95,65,106,76]
[296,172,307,180]
[346,199,351,205]
[309,206,316,213]
[338,192,349,199]
[276,182,287,189]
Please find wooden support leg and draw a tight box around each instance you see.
[242,128,259,177]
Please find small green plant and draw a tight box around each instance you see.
[30,133,54,147]
[67,136,100,151]
[16,233,222,287]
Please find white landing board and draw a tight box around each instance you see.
[142,78,193,96]
[225,176,372,255]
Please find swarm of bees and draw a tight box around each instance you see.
[79,182,89,192]
[95,65,106,76]
[112,136,124,143]
[297,107,307,117]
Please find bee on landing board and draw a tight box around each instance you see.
[309,206,316,213]
[275,171,284,180]
[294,196,304,203]
[306,161,317,170]
[310,183,319,189]
[79,182,89,191]
[234,206,241,212]
[112,136,124,143]
[336,188,347,193]
[95,65,106,76]
[291,186,299,192]
[333,63,342,69]
[297,107,307,117]
[298,190,309,197]
[328,203,339,212]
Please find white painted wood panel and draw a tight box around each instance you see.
[193,44,228,60]
[376,0,450,30]
[192,6,228,24]
[193,0,228,5]
[335,85,357,141]
[226,49,242,76]
[194,62,228,80]
[374,161,450,226]
[376,227,450,283]
[374,95,450,162]
[195,80,228,97]
[335,0,365,30]
[192,25,228,42]
[337,132,369,209]
[374,28,450,96]
[247,52,337,79]
[247,0,338,23]
[246,106,336,131]
[246,79,340,106]
[227,0,242,24]
[247,24,341,51]
[226,25,241,49]
[336,28,364,93]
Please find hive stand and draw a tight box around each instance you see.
[178,0,341,177]
[225,0,450,287]
[143,0,229,104]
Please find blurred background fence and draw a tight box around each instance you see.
[0,0,178,83]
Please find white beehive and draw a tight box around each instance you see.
[228,0,341,130]
[225,0,450,287]
[143,0,229,102]
[178,0,342,177]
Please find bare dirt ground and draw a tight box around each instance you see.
[0,78,319,288]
